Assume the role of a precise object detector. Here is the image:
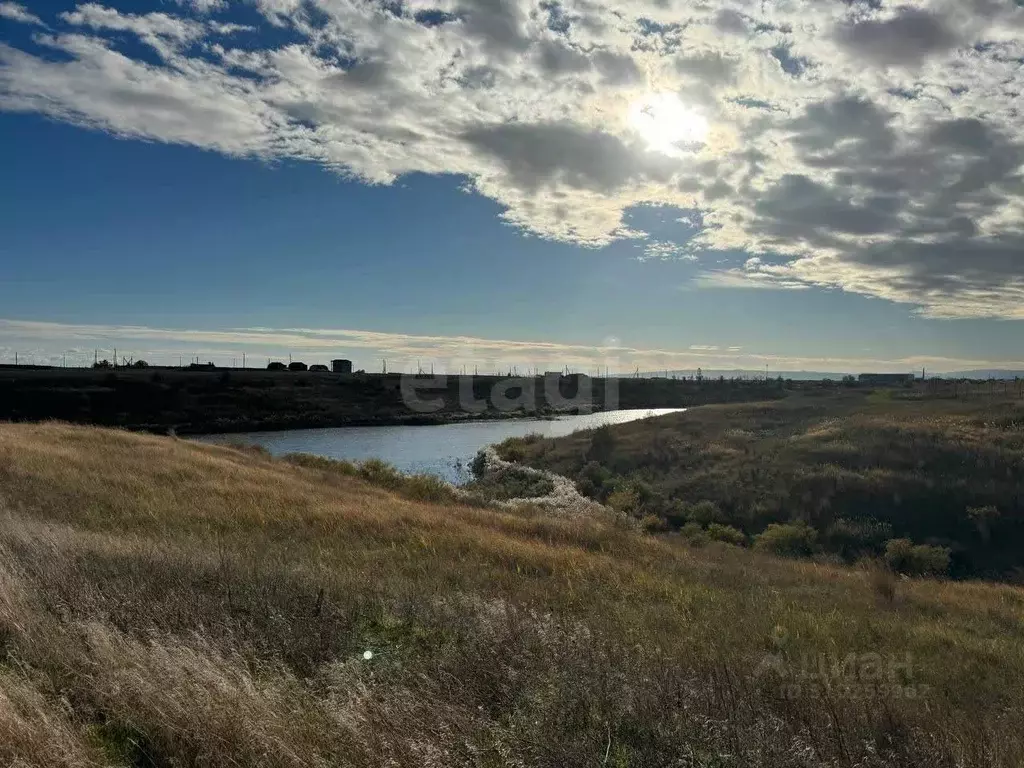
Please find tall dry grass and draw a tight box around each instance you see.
[0,422,1022,766]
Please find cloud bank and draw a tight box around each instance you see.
[2,1,1023,317]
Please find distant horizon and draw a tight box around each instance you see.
[2,317,1022,378]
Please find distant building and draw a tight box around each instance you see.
[309,364,329,372]
[331,359,353,374]
[288,361,308,372]
[187,362,217,371]
[858,373,915,386]
[267,361,287,371]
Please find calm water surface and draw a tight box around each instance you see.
[196,409,683,483]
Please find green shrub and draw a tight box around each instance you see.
[358,458,404,488]
[685,500,725,526]
[575,461,615,501]
[753,522,818,558]
[883,538,951,576]
[465,467,554,501]
[706,523,747,546]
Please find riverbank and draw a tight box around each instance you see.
[0,366,784,435]
[0,422,1022,766]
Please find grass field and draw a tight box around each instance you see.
[498,390,1024,580]
[0,422,1023,766]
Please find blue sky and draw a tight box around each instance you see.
[2,1,1023,373]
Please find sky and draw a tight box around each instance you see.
[1,0,1023,374]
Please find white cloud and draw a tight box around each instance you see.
[175,0,227,13]
[1,2,1024,316]
[637,240,698,262]
[0,3,43,25]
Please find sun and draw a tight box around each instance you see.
[628,93,709,157]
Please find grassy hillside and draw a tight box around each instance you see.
[0,423,1023,766]
[497,391,1024,579]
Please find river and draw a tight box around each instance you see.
[196,408,682,483]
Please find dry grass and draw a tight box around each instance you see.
[0,422,1023,766]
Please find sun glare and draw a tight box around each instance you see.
[628,93,709,157]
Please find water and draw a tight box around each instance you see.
[196,409,683,483]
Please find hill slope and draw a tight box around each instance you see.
[498,391,1024,578]
[0,423,1022,766]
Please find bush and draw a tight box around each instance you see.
[685,500,725,526]
[823,518,893,561]
[679,521,709,547]
[399,473,456,503]
[640,514,668,533]
[606,486,641,515]
[706,523,747,546]
[586,425,616,463]
[471,450,488,478]
[465,467,554,501]
[575,461,614,501]
[753,522,818,558]
[883,538,951,576]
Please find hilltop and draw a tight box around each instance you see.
[0,422,1022,766]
